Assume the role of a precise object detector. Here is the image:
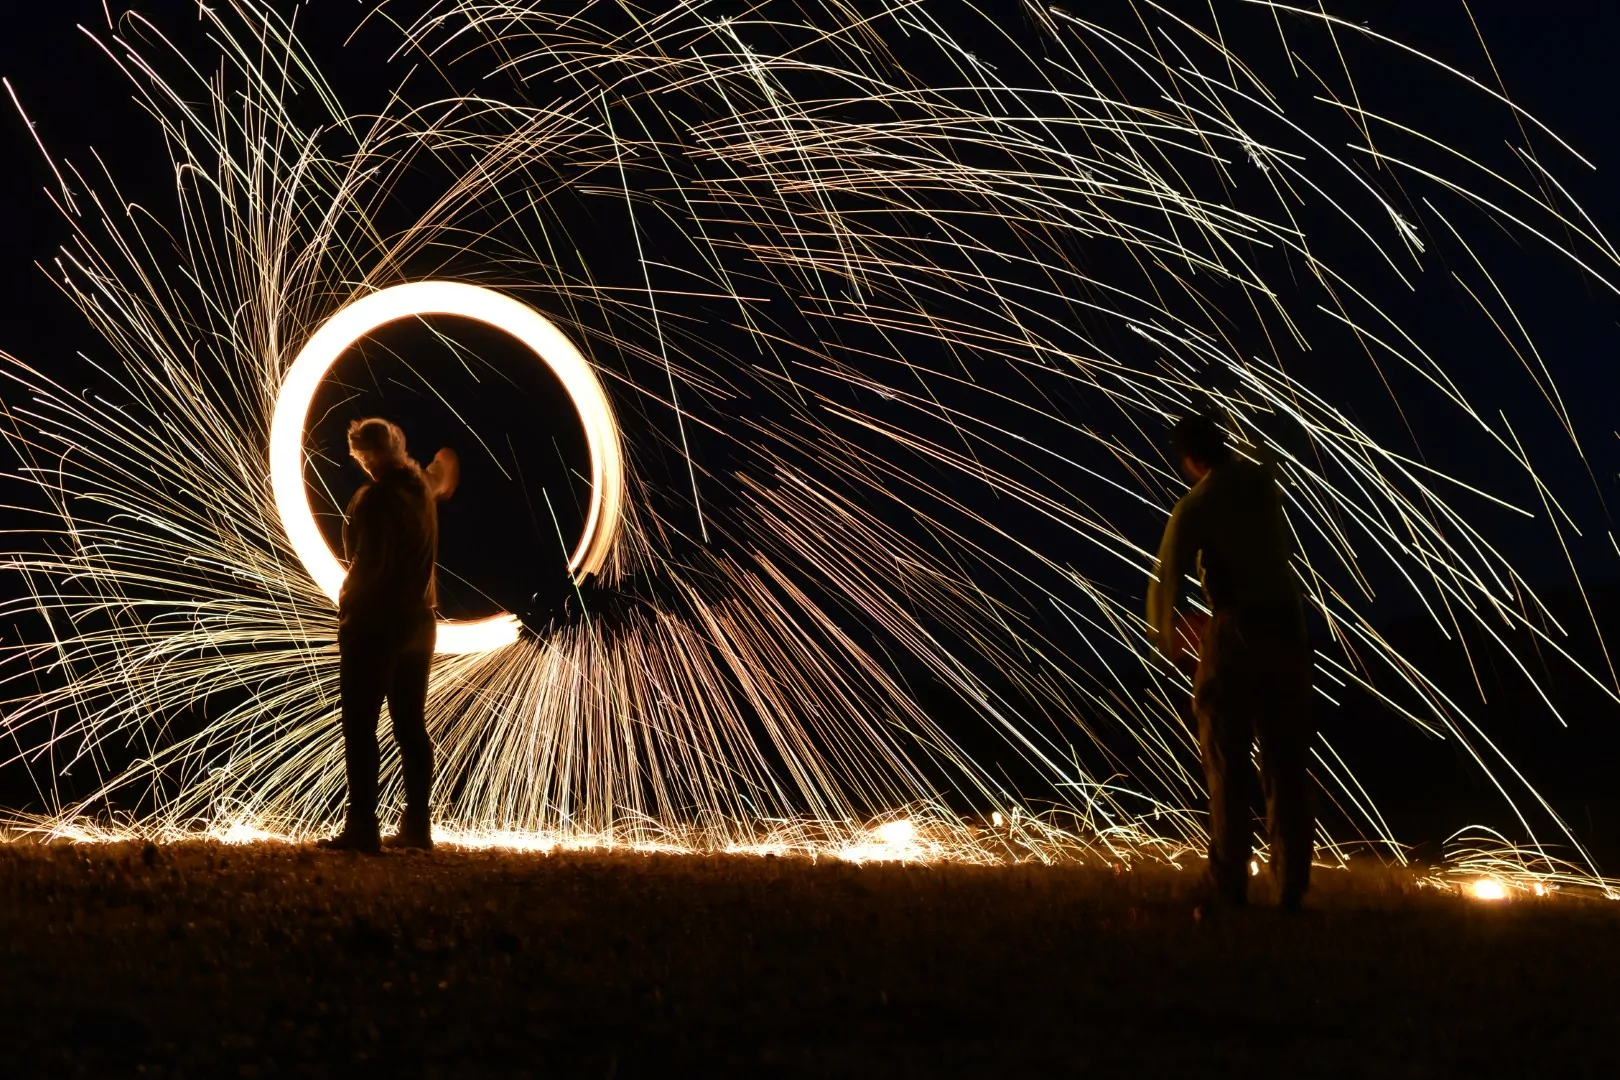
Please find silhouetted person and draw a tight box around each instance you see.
[1147,414,1312,909]
[320,418,459,853]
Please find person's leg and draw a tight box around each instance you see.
[329,627,389,850]
[385,613,436,847]
[1193,611,1257,905]
[1257,633,1314,908]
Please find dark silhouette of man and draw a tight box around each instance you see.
[1147,414,1313,909]
[320,418,459,853]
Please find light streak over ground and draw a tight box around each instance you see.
[0,1,1617,898]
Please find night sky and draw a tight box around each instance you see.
[4,1,1617,593]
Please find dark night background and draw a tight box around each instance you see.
[1,1,1618,859]
[305,316,593,624]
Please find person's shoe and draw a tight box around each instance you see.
[317,826,381,854]
[384,822,434,852]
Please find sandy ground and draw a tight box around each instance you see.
[0,840,1615,1077]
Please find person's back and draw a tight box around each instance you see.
[339,461,438,627]
[1147,414,1313,911]
[1174,457,1301,625]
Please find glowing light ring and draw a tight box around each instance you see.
[271,281,624,655]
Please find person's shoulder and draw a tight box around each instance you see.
[394,462,430,490]
[1235,456,1284,493]
[1236,456,1271,476]
[1215,457,1273,488]
[345,482,375,514]
[1171,478,1208,518]
[378,462,430,497]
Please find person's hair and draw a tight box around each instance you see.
[1169,413,1233,467]
[347,417,406,464]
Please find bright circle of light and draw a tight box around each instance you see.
[270,281,624,655]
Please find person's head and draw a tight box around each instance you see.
[347,417,407,481]
[1169,413,1232,482]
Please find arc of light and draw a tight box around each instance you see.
[270,281,624,654]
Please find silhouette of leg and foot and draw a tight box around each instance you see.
[1196,608,1315,910]
[384,614,436,851]
[323,625,392,854]
[1258,643,1314,911]
[1194,611,1256,907]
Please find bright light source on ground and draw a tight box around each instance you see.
[877,819,915,846]
[1249,859,1259,876]
[1471,878,1508,901]
[215,821,279,845]
[270,281,624,654]
[991,812,1004,827]
[835,818,933,863]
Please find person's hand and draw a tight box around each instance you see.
[426,447,460,500]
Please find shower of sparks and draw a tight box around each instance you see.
[269,279,625,653]
[0,0,1617,897]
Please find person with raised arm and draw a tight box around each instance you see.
[320,418,458,853]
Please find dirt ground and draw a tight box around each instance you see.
[0,841,1615,1077]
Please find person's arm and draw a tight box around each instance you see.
[425,447,459,501]
[1147,495,1197,660]
[341,487,366,567]
[341,486,396,605]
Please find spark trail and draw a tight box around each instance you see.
[1,0,1616,894]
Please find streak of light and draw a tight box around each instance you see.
[0,0,1613,897]
[270,280,624,653]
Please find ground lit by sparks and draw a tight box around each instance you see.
[2,812,1088,866]
[6,814,1616,903]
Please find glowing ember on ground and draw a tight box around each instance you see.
[877,820,915,846]
[838,819,930,863]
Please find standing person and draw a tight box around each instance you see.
[1147,414,1313,909]
[320,418,459,853]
